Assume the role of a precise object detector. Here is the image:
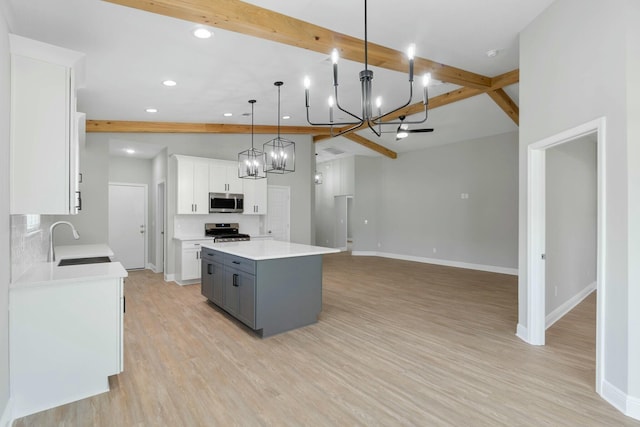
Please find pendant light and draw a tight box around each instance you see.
[238,100,266,179]
[264,81,295,174]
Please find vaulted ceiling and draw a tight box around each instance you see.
[6,0,555,161]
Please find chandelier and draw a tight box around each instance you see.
[238,99,266,179]
[264,81,295,174]
[303,0,430,137]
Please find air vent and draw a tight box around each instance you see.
[323,147,345,155]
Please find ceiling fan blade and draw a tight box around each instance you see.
[407,128,434,133]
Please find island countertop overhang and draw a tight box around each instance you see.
[201,240,339,261]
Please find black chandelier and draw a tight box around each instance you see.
[304,0,430,137]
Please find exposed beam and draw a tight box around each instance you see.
[486,89,519,125]
[86,120,334,134]
[104,0,491,89]
[343,133,397,159]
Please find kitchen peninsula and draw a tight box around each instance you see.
[200,240,339,337]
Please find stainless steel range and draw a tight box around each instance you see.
[205,223,250,242]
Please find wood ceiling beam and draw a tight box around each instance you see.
[343,133,397,159]
[486,88,519,125]
[104,0,491,89]
[86,120,334,135]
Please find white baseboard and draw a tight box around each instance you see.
[0,398,12,427]
[351,251,517,276]
[147,263,156,272]
[602,379,628,415]
[165,273,175,282]
[545,282,596,329]
[515,323,529,343]
[627,394,640,421]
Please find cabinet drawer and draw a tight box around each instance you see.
[201,248,223,262]
[225,255,256,275]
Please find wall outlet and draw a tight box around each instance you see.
[377,242,381,248]
[364,219,368,224]
[433,248,437,254]
[554,286,558,297]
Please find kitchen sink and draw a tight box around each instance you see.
[57,256,112,266]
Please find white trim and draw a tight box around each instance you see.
[545,282,596,329]
[627,394,640,420]
[602,380,627,415]
[526,117,607,394]
[351,251,518,276]
[516,323,529,342]
[351,251,377,256]
[165,273,175,282]
[147,263,157,272]
[0,399,13,427]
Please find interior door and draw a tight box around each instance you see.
[266,185,290,242]
[334,195,348,250]
[109,183,146,269]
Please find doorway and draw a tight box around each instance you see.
[334,195,353,251]
[156,181,165,273]
[266,185,290,242]
[109,183,147,270]
[526,117,606,394]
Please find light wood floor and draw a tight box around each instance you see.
[14,253,639,426]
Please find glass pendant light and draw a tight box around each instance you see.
[264,81,295,174]
[238,99,266,179]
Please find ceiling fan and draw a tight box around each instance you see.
[395,115,434,141]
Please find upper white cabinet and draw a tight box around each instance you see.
[210,160,243,194]
[174,155,209,214]
[243,178,268,215]
[9,35,85,215]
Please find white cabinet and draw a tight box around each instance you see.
[175,239,212,284]
[175,155,209,214]
[9,35,85,215]
[210,160,243,194]
[10,276,124,418]
[243,178,268,215]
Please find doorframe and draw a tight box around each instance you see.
[526,117,606,394]
[108,182,148,270]
[156,180,166,274]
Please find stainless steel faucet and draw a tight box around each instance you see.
[48,221,80,262]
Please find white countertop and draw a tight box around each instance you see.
[202,240,340,260]
[54,244,114,260]
[173,236,214,242]
[11,243,127,289]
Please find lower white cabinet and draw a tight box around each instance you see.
[10,277,124,419]
[176,239,213,284]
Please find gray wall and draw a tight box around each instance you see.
[520,0,639,402]
[0,2,11,419]
[349,132,518,270]
[545,136,597,315]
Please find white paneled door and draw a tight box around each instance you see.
[266,185,290,242]
[109,183,146,269]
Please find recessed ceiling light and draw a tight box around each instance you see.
[486,49,499,58]
[125,148,135,154]
[282,115,291,120]
[162,80,177,87]
[192,28,213,39]
[145,108,158,113]
[223,113,233,117]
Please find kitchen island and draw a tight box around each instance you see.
[200,240,339,337]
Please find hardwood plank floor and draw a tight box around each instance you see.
[14,253,639,426]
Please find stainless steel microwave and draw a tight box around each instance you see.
[209,192,244,213]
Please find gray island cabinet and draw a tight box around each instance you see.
[200,240,339,337]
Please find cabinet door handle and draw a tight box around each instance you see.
[76,191,82,211]
[194,203,198,212]
[232,260,240,265]
[233,273,239,287]
[207,264,212,275]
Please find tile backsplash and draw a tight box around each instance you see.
[10,214,54,282]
